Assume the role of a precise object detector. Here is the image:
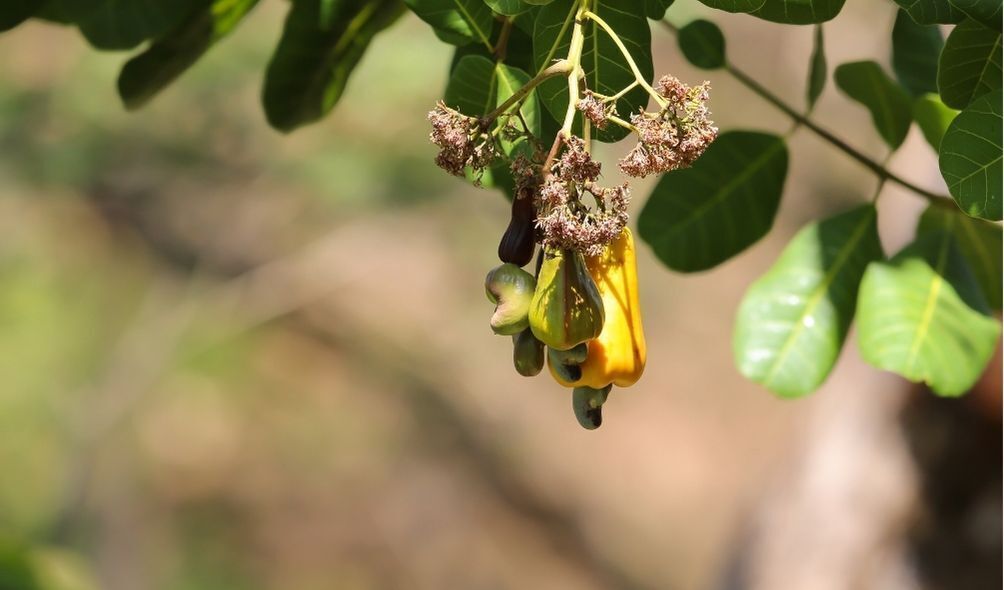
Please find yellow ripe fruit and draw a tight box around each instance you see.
[549,227,646,389]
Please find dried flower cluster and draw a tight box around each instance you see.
[576,91,609,129]
[536,137,629,256]
[427,101,499,178]
[619,76,717,177]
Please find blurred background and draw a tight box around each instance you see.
[0,1,999,589]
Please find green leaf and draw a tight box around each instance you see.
[402,0,494,49]
[734,205,883,398]
[533,0,652,143]
[117,0,260,110]
[856,230,1000,397]
[638,131,789,273]
[645,0,676,19]
[912,93,958,149]
[49,0,204,50]
[752,0,846,24]
[834,61,913,150]
[694,0,765,13]
[485,0,531,16]
[949,0,1002,31]
[495,64,541,155]
[937,19,1002,109]
[938,90,1003,220]
[0,0,41,32]
[892,0,965,24]
[677,19,726,70]
[891,8,944,97]
[262,0,405,132]
[807,25,826,110]
[918,204,1003,309]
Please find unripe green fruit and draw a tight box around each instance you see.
[529,248,604,350]
[572,385,611,430]
[512,328,545,377]
[485,263,536,335]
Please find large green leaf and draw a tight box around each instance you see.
[262,0,405,132]
[402,0,494,49]
[806,25,826,110]
[892,0,965,24]
[751,0,846,24]
[856,230,1000,397]
[949,0,1002,31]
[694,0,765,13]
[939,90,1003,220]
[485,0,532,15]
[677,19,726,70]
[49,0,204,50]
[0,0,41,31]
[891,8,944,97]
[532,0,652,143]
[834,61,913,150]
[734,205,883,398]
[918,204,1003,309]
[912,93,959,150]
[937,19,1002,109]
[638,131,789,273]
[118,0,260,110]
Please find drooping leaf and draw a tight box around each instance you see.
[403,0,495,49]
[834,61,913,150]
[262,0,405,132]
[0,0,42,32]
[752,0,846,24]
[856,230,1000,397]
[806,25,826,110]
[892,0,965,24]
[638,131,789,273]
[694,0,765,13]
[891,8,944,96]
[912,93,958,149]
[734,205,883,398]
[118,0,260,110]
[918,203,1003,309]
[532,0,652,143]
[645,0,676,19]
[677,19,726,70]
[48,0,204,50]
[937,19,1002,109]
[938,90,1003,220]
[949,0,1003,31]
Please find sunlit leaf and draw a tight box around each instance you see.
[938,90,1003,220]
[912,93,958,150]
[734,205,883,397]
[857,230,1000,397]
[834,60,913,149]
[403,0,494,48]
[639,131,789,272]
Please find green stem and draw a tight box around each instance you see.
[484,59,572,122]
[561,1,591,135]
[584,10,666,108]
[659,20,948,204]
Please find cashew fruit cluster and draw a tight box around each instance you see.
[484,208,646,430]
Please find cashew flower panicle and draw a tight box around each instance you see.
[427,101,499,179]
[619,75,718,177]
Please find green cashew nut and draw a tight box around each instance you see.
[512,328,545,377]
[547,344,587,382]
[485,263,536,335]
[572,385,611,430]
